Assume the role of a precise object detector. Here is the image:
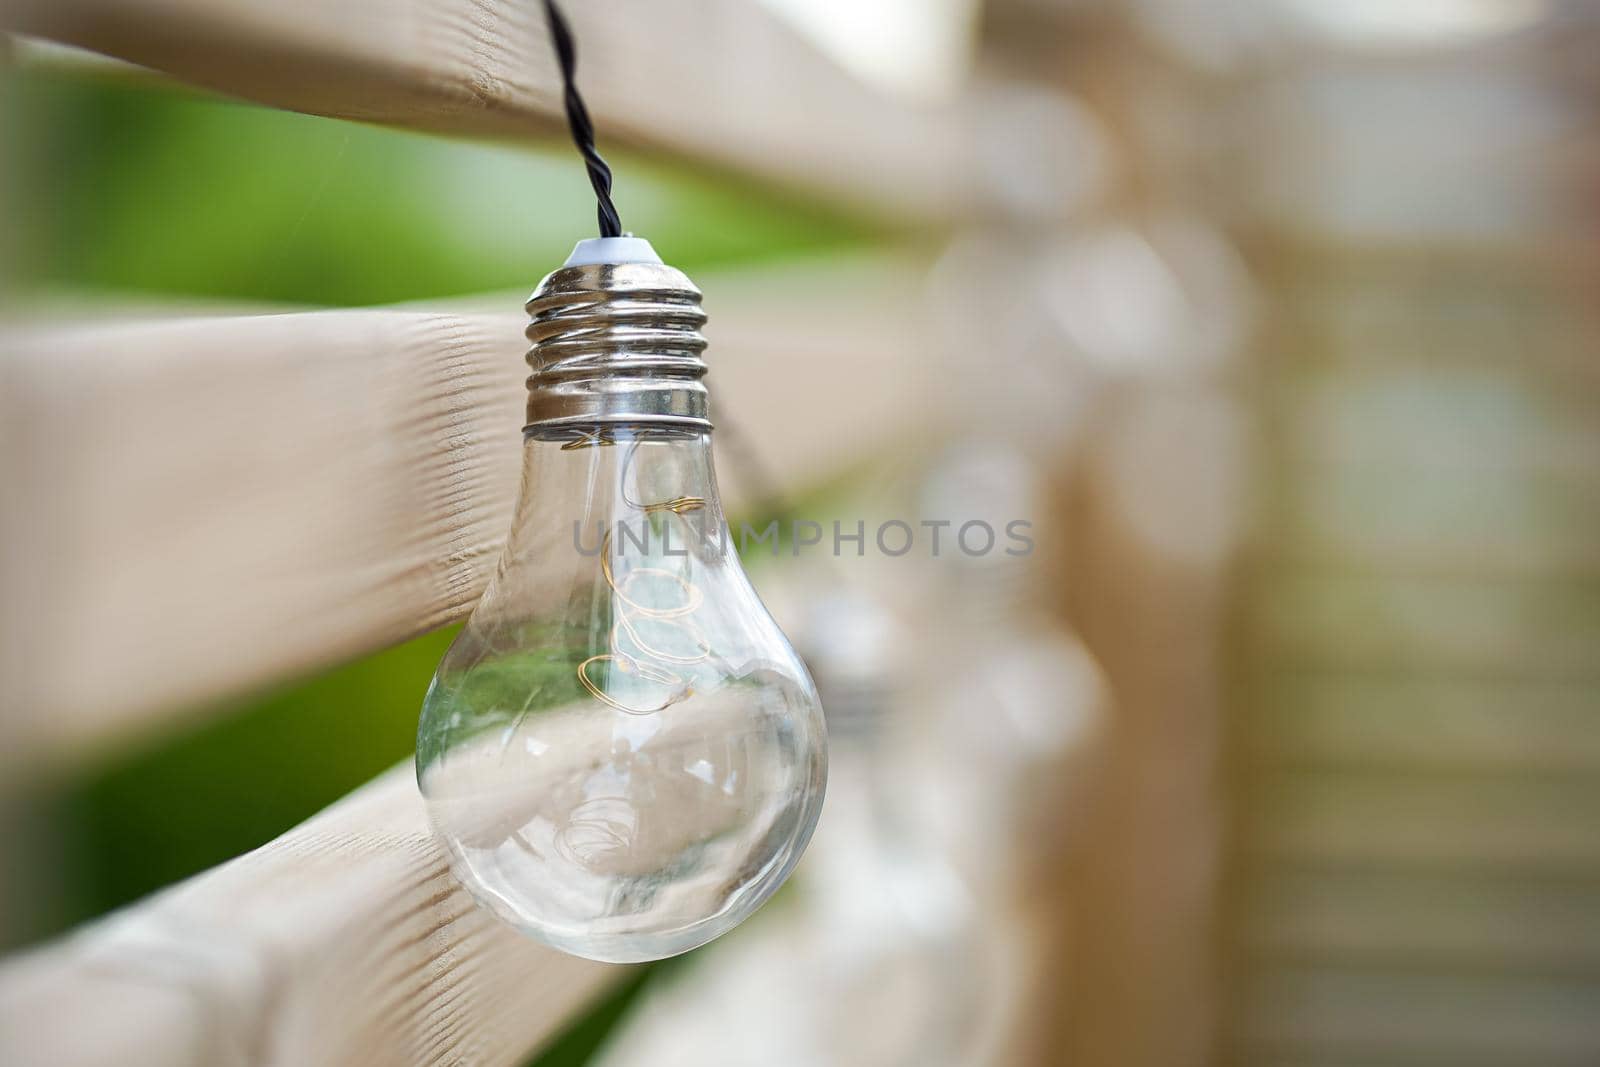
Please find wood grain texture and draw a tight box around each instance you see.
[0,256,935,770]
[1,307,526,772]
[1,0,963,223]
[0,763,623,1067]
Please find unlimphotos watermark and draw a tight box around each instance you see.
[574,516,1034,558]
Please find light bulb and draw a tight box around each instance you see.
[417,237,828,963]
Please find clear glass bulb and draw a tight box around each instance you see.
[417,427,827,962]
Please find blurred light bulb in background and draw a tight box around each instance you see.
[416,238,828,963]
[795,588,988,1067]
[889,443,1107,894]
[589,579,989,1067]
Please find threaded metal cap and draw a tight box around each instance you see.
[523,259,711,434]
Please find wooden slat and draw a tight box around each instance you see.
[0,763,621,1067]
[1064,388,1247,1067]
[1240,968,1600,1065]
[1248,773,1600,874]
[1238,246,1600,403]
[2,307,526,773]
[0,256,936,771]
[1246,674,1600,775]
[1258,364,1600,577]
[1252,571,1600,680]
[1,0,963,223]
[1246,871,1600,976]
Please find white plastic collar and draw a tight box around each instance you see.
[562,236,663,267]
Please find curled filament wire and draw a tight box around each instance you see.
[576,438,711,713]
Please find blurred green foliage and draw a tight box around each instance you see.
[4,65,866,308]
[59,628,456,927]
[4,60,868,1065]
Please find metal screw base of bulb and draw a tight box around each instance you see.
[524,260,711,435]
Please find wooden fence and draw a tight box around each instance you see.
[0,3,961,1063]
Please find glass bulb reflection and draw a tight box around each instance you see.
[417,428,827,963]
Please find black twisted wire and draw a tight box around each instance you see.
[542,0,623,238]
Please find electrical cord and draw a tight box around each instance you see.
[542,0,623,238]
[538,3,798,541]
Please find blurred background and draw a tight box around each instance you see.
[3,0,1599,1064]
